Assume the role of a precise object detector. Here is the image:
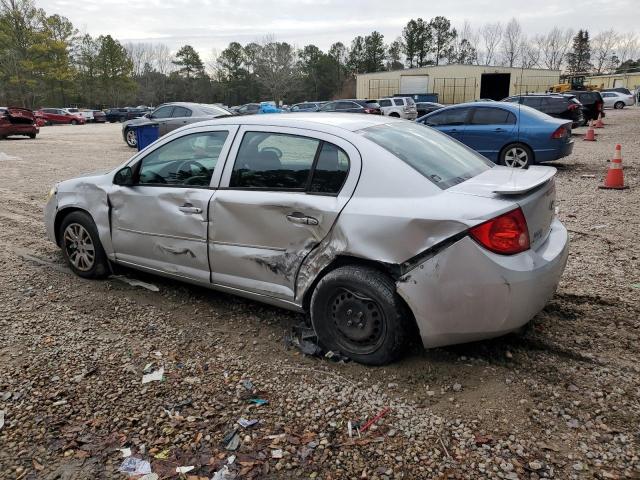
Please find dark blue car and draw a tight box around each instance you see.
[416,102,574,168]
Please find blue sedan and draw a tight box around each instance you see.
[416,102,574,168]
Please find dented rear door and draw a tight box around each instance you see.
[210,126,361,300]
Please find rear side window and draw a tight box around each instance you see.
[309,143,349,194]
[379,99,392,107]
[425,108,469,126]
[172,106,192,117]
[152,106,174,118]
[522,97,543,108]
[360,122,492,190]
[470,108,516,125]
[337,101,356,110]
[393,98,404,106]
[320,102,336,111]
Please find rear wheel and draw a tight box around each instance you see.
[500,143,533,169]
[70,119,78,125]
[125,128,137,148]
[28,133,36,139]
[389,112,400,118]
[614,101,625,109]
[310,266,410,365]
[59,211,109,279]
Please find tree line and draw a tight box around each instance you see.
[1,0,639,109]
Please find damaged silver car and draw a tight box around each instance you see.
[44,114,569,365]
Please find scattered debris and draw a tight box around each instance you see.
[631,283,640,289]
[119,448,132,458]
[248,398,268,406]
[237,418,258,428]
[119,457,151,476]
[271,449,283,459]
[222,428,240,451]
[153,449,170,459]
[211,465,234,480]
[138,474,158,480]
[0,152,20,161]
[360,407,391,433]
[0,410,4,430]
[142,367,164,384]
[285,324,322,356]
[580,174,596,178]
[52,399,67,407]
[241,379,254,391]
[111,275,160,292]
[175,466,195,474]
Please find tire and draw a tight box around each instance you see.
[46,121,52,126]
[389,112,401,118]
[28,133,36,139]
[70,119,78,125]
[499,143,533,169]
[310,265,410,365]
[58,211,109,279]
[614,101,625,109]
[124,128,137,148]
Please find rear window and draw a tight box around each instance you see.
[405,97,415,106]
[359,122,492,189]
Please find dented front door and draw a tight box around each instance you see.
[210,126,361,300]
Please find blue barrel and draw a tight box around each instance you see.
[136,123,159,151]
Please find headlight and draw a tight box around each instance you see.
[46,186,57,201]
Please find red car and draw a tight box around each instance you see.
[0,107,39,139]
[37,108,86,125]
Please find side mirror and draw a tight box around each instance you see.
[114,166,134,186]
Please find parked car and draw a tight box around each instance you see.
[92,110,107,123]
[415,102,444,117]
[0,107,39,139]
[63,108,94,122]
[377,97,417,120]
[121,102,232,148]
[502,94,584,128]
[566,91,604,124]
[34,111,46,127]
[37,108,86,125]
[289,102,324,112]
[319,99,381,114]
[417,102,574,168]
[600,91,635,109]
[45,113,568,365]
[601,87,632,95]
[105,108,146,123]
[233,103,260,115]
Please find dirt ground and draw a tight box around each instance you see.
[0,111,638,480]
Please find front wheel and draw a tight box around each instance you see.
[614,101,625,109]
[70,119,78,125]
[59,211,110,279]
[310,266,411,365]
[28,133,36,139]
[500,143,533,169]
[125,128,137,148]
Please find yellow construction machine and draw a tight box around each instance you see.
[549,75,603,93]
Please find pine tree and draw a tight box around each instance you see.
[173,45,205,78]
[566,30,592,74]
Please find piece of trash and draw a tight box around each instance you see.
[222,428,240,451]
[152,351,162,358]
[138,474,158,480]
[271,449,283,459]
[1,392,10,401]
[0,410,4,430]
[153,449,170,459]
[630,283,640,289]
[580,174,596,178]
[248,398,268,406]
[142,367,164,384]
[0,152,20,161]
[119,448,132,458]
[347,420,353,438]
[237,418,258,428]
[119,457,151,476]
[175,466,195,474]
[241,379,254,391]
[111,275,160,292]
[360,407,391,433]
[52,399,67,407]
[212,465,234,480]
[227,455,236,465]
[285,325,322,356]
[184,377,200,384]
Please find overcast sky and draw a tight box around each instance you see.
[40,0,638,58]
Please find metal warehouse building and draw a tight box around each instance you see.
[585,72,640,91]
[356,64,561,104]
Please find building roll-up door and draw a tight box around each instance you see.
[400,75,429,94]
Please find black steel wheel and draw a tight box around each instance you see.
[311,265,411,365]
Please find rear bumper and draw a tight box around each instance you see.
[535,140,574,163]
[0,125,37,136]
[397,219,569,348]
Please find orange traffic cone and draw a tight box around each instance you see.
[595,113,605,128]
[583,120,597,141]
[599,144,629,190]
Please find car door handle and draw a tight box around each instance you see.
[178,204,202,214]
[286,213,319,225]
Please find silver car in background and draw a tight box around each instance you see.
[45,113,569,365]
[122,102,232,148]
[600,91,636,109]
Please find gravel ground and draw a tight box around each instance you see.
[0,111,639,480]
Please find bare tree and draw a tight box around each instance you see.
[125,42,156,76]
[501,18,522,67]
[479,22,502,65]
[536,27,574,71]
[592,29,620,73]
[616,32,639,64]
[519,38,540,69]
[153,44,173,75]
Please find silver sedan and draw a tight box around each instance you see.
[44,113,569,365]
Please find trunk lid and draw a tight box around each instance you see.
[4,107,35,124]
[449,166,557,250]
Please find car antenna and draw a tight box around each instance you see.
[517,65,524,145]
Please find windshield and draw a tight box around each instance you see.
[359,122,493,189]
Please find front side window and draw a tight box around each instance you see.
[470,108,516,125]
[138,131,228,187]
[152,105,174,118]
[360,122,492,190]
[290,105,300,112]
[230,132,320,189]
[320,102,336,112]
[379,99,392,107]
[336,101,356,110]
[425,108,469,126]
[172,106,192,117]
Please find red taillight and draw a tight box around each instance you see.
[568,104,579,111]
[596,101,603,112]
[551,126,567,139]
[469,208,530,255]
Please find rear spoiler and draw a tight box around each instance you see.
[493,166,556,195]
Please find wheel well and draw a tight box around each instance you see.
[300,255,419,337]
[499,141,535,162]
[389,112,401,117]
[53,207,91,247]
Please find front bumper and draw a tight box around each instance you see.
[44,195,58,244]
[397,219,569,348]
